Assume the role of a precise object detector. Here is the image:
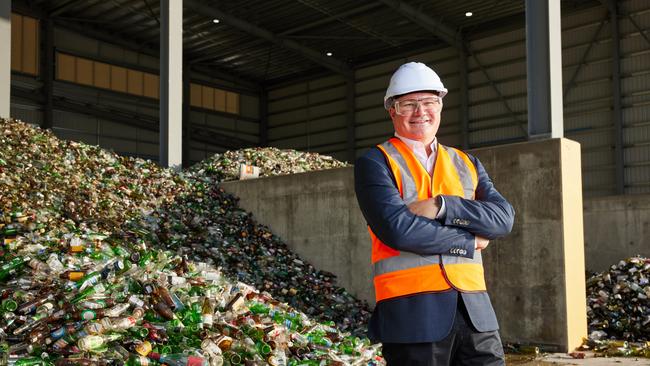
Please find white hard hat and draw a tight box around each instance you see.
[384,62,448,110]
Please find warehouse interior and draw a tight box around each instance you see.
[4,0,650,265]
[1,0,650,360]
[4,0,648,197]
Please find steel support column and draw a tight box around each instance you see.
[526,0,564,138]
[459,43,469,149]
[346,77,356,162]
[609,0,625,194]
[0,1,11,118]
[41,18,54,129]
[182,59,191,168]
[159,0,183,169]
[259,88,268,147]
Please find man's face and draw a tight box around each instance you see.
[389,91,442,145]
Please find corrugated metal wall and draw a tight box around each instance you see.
[267,75,349,161]
[10,26,260,165]
[267,0,650,197]
[466,27,527,148]
[619,0,650,195]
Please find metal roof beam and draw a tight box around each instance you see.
[296,0,398,47]
[59,0,103,18]
[280,3,383,36]
[376,0,461,49]
[104,4,151,27]
[191,39,269,64]
[49,0,80,17]
[184,0,353,78]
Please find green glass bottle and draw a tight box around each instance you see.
[1,299,17,312]
[13,357,51,366]
[129,326,149,339]
[126,355,157,366]
[256,341,272,356]
[147,352,209,366]
[77,271,101,290]
[0,256,30,281]
[71,283,106,304]
[247,302,270,315]
[77,334,123,351]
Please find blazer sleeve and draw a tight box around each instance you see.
[354,150,476,258]
[440,154,515,239]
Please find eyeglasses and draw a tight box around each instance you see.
[393,96,443,116]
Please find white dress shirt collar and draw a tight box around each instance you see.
[395,133,437,158]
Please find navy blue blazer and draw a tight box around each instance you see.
[354,146,515,343]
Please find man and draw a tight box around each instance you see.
[354,62,515,365]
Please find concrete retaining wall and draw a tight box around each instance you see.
[584,195,650,272]
[222,138,588,351]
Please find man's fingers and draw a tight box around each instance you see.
[475,235,490,250]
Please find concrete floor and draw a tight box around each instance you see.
[507,353,650,365]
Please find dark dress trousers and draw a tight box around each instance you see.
[354,147,515,344]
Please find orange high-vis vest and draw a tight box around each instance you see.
[370,137,487,303]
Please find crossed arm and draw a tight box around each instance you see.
[354,149,514,258]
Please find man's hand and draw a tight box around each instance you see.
[476,235,489,251]
[407,197,441,220]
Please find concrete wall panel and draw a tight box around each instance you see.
[584,194,650,270]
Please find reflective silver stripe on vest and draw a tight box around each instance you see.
[442,245,483,264]
[445,146,474,199]
[440,145,483,265]
[373,251,440,277]
[380,141,419,204]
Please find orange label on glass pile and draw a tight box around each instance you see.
[69,245,83,253]
[135,340,152,356]
[239,164,260,180]
[68,272,84,281]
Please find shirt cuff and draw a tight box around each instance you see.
[435,196,446,220]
